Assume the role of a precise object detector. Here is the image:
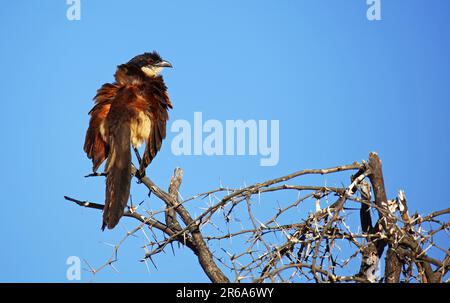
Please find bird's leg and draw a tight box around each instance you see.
[134,147,142,166]
[133,148,146,181]
[132,149,151,197]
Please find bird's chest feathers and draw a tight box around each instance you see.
[130,111,151,148]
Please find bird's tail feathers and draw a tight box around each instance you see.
[102,120,131,230]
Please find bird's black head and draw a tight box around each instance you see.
[127,51,173,78]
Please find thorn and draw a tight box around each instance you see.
[148,255,158,270]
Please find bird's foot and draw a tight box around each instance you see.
[135,168,146,182]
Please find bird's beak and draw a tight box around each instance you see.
[154,60,173,68]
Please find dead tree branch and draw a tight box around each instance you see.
[66,152,449,283]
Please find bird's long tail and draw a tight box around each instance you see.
[102,120,131,230]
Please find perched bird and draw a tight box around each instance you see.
[84,52,173,230]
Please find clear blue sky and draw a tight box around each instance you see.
[0,0,449,282]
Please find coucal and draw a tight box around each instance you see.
[84,52,173,230]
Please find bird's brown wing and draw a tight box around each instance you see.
[84,83,118,172]
[141,88,172,173]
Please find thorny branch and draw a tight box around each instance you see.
[65,152,450,283]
